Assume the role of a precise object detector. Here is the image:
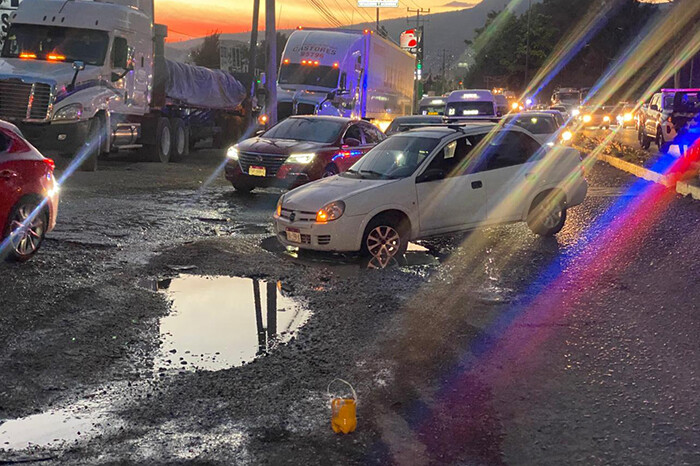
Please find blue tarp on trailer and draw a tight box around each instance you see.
[165,59,245,110]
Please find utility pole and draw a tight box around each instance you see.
[265,0,278,125]
[247,0,260,126]
[376,7,379,33]
[407,7,429,110]
[524,0,532,86]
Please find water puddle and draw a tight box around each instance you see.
[0,400,118,450]
[155,275,311,372]
[261,236,440,270]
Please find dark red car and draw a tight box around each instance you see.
[0,120,59,262]
[224,116,385,192]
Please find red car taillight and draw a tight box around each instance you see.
[43,158,55,171]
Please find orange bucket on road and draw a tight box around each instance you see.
[328,379,357,434]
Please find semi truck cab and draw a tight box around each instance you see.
[0,0,153,158]
[276,28,414,130]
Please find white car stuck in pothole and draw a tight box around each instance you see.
[273,123,588,259]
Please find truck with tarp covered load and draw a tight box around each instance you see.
[0,0,248,170]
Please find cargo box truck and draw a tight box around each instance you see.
[0,0,248,171]
[276,28,415,131]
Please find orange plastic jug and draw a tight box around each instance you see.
[328,379,357,434]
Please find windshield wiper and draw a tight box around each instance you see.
[360,169,395,179]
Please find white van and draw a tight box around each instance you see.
[444,90,499,121]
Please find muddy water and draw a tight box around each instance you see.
[156,275,311,372]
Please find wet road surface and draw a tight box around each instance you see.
[0,148,698,464]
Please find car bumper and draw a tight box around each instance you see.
[568,177,588,207]
[225,162,317,189]
[273,213,363,252]
[17,121,90,156]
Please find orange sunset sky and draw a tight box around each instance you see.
[155,0,483,42]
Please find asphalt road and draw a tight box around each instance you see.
[0,147,698,465]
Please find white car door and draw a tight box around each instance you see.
[415,135,489,235]
[477,130,544,224]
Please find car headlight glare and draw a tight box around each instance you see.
[572,109,580,116]
[624,113,633,121]
[52,103,83,121]
[276,196,283,217]
[227,146,239,160]
[561,130,573,141]
[603,116,611,122]
[316,200,345,223]
[583,115,592,123]
[287,152,316,164]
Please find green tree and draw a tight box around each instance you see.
[190,32,221,69]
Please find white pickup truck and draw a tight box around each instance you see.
[638,88,700,153]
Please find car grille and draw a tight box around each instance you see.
[317,235,331,245]
[279,207,316,223]
[238,151,288,177]
[0,80,52,121]
[296,103,316,115]
[278,102,293,121]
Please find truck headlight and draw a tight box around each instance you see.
[583,115,592,123]
[287,153,315,164]
[52,103,83,122]
[624,113,633,121]
[603,115,611,122]
[316,200,345,223]
[226,146,239,160]
[561,130,573,141]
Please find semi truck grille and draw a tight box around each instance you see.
[0,80,52,121]
[238,152,288,177]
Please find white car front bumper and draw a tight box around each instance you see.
[273,213,365,252]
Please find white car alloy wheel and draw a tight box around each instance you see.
[366,225,402,258]
[9,202,46,259]
[542,202,563,229]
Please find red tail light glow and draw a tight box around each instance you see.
[43,158,56,171]
[19,52,37,59]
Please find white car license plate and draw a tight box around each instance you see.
[249,166,266,177]
[286,228,301,243]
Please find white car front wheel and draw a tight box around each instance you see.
[361,214,409,259]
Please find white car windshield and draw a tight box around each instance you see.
[342,135,441,180]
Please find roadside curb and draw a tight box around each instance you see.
[676,180,700,200]
[596,153,674,187]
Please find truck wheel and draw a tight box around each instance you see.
[656,128,670,153]
[152,117,172,163]
[80,116,105,171]
[640,129,651,150]
[170,118,188,161]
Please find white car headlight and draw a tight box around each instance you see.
[572,108,580,116]
[316,200,345,223]
[226,146,239,160]
[561,130,573,141]
[583,115,592,123]
[52,103,83,122]
[603,116,611,122]
[287,153,316,164]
